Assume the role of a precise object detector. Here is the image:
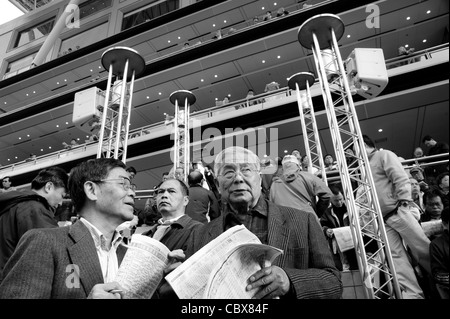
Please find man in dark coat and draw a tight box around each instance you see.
[143,178,202,252]
[185,170,220,223]
[0,166,68,281]
[320,184,358,271]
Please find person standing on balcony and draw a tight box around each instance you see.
[1,176,17,193]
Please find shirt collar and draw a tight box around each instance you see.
[79,217,123,251]
[222,196,268,225]
[158,214,184,226]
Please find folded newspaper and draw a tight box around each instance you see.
[165,225,283,299]
[115,234,171,299]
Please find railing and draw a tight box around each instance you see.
[385,43,449,70]
[0,87,292,176]
[2,0,327,81]
[1,42,448,176]
[325,153,449,184]
[145,0,333,62]
[402,153,449,170]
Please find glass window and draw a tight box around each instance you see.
[14,18,55,48]
[79,0,113,20]
[4,53,37,79]
[122,0,179,31]
[15,0,55,12]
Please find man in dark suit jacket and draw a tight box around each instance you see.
[0,158,183,299]
[143,178,202,252]
[186,146,342,299]
[185,170,220,223]
[142,178,202,299]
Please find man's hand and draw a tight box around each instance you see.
[156,249,186,299]
[246,261,290,299]
[165,249,185,275]
[418,181,429,191]
[88,282,124,299]
[326,228,334,238]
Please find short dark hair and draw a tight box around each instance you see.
[68,158,126,212]
[188,170,203,186]
[363,135,376,148]
[423,189,443,206]
[422,135,433,143]
[126,166,137,175]
[158,178,189,196]
[329,183,342,196]
[31,167,68,191]
[436,172,449,186]
[2,176,12,182]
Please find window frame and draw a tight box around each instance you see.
[13,17,56,49]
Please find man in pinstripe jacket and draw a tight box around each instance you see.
[186,146,342,299]
[0,158,134,298]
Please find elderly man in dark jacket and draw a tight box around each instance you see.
[186,146,342,299]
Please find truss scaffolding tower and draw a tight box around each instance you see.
[96,47,145,164]
[288,72,327,183]
[298,14,401,299]
[170,90,196,182]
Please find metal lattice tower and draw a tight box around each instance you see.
[288,72,327,183]
[97,47,145,164]
[169,90,196,182]
[298,14,402,299]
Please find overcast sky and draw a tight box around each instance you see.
[0,1,24,27]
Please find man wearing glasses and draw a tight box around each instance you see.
[0,158,182,298]
[185,146,342,299]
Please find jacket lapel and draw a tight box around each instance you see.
[266,201,290,266]
[67,221,104,297]
[117,244,127,266]
[207,216,224,244]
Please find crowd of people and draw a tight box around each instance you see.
[0,132,448,300]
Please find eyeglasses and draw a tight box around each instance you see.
[91,177,133,191]
[218,165,258,180]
